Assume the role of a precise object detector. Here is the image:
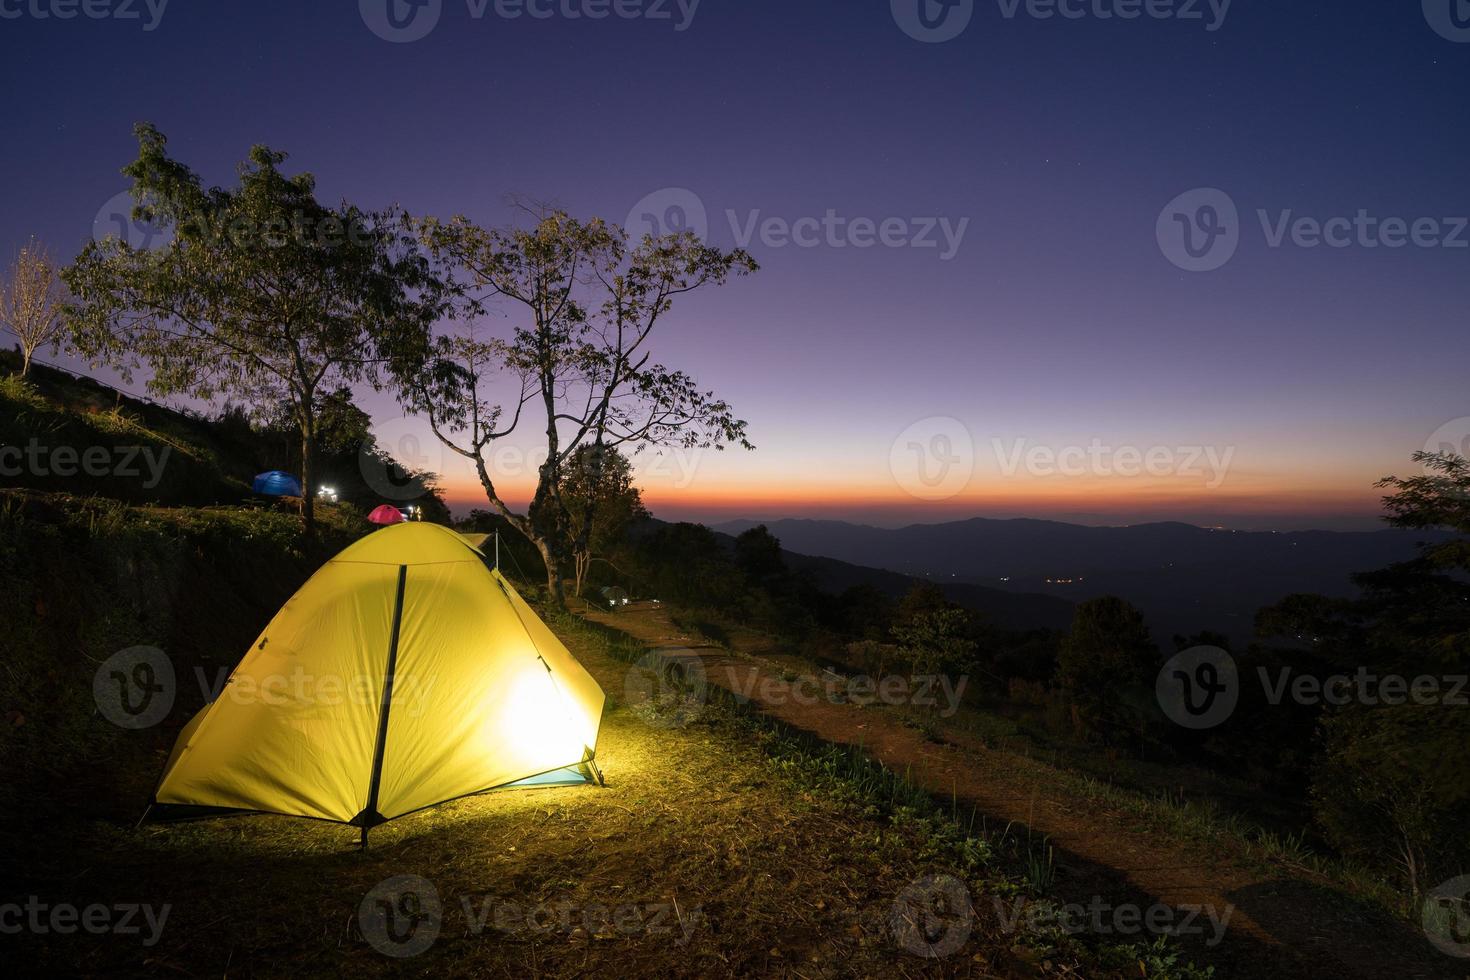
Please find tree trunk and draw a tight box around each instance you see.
[299,415,316,538]
[536,538,566,609]
[574,551,589,597]
[19,346,32,377]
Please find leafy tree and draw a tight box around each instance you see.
[63,123,440,534]
[558,444,648,596]
[831,584,895,643]
[0,238,67,377]
[1263,451,1470,897]
[628,522,742,611]
[734,525,786,584]
[896,581,951,624]
[1055,596,1159,745]
[398,205,756,605]
[891,606,976,678]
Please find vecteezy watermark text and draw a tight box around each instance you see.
[360,0,700,43]
[726,210,970,261]
[992,438,1235,489]
[626,189,970,260]
[1157,646,1470,730]
[359,875,703,958]
[726,667,970,718]
[0,0,168,30]
[891,0,1231,44]
[994,894,1234,947]
[889,875,1234,960]
[1,440,172,489]
[1158,188,1469,272]
[0,897,170,946]
[93,190,375,252]
[93,646,442,730]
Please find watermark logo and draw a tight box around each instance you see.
[1159,652,1468,730]
[996,0,1230,30]
[1157,188,1239,272]
[624,646,707,729]
[1156,646,1238,730]
[0,440,172,488]
[360,875,442,958]
[1424,875,1470,958]
[624,188,969,258]
[0,0,169,30]
[361,416,451,501]
[194,664,440,715]
[93,646,174,730]
[891,874,973,958]
[725,667,970,717]
[1258,667,1467,709]
[1424,0,1470,42]
[360,0,442,42]
[727,209,969,260]
[991,438,1234,489]
[0,897,170,946]
[1160,188,1469,271]
[92,191,172,251]
[890,417,974,501]
[996,895,1234,946]
[625,187,709,243]
[361,0,699,41]
[475,898,703,943]
[1425,417,1470,468]
[893,0,1231,41]
[892,0,975,43]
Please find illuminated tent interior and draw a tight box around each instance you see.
[148,523,606,844]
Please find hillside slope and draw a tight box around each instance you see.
[715,517,1442,641]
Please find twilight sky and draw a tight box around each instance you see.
[3,1,1467,530]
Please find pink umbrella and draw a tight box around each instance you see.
[368,505,405,526]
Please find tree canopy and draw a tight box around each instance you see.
[397,204,756,603]
[63,123,440,533]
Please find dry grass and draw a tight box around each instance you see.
[9,610,1218,978]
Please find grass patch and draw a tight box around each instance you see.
[554,610,1218,978]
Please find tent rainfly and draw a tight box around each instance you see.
[368,504,405,525]
[148,522,607,845]
[252,471,302,497]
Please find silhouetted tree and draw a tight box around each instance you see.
[559,444,648,596]
[734,525,786,584]
[892,607,976,678]
[397,205,756,605]
[0,238,66,377]
[64,124,440,535]
[1263,451,1470,898]
[1056,596,1159,746]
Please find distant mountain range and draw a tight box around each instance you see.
[712,517,1448,643]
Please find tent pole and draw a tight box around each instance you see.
[358,563,408,854]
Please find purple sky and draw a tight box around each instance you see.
[3,1,1467,530]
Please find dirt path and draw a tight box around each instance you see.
[584,604,1463,980]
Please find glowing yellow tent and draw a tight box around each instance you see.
[150,523,605,843]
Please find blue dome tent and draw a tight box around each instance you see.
[252,471,303,497]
